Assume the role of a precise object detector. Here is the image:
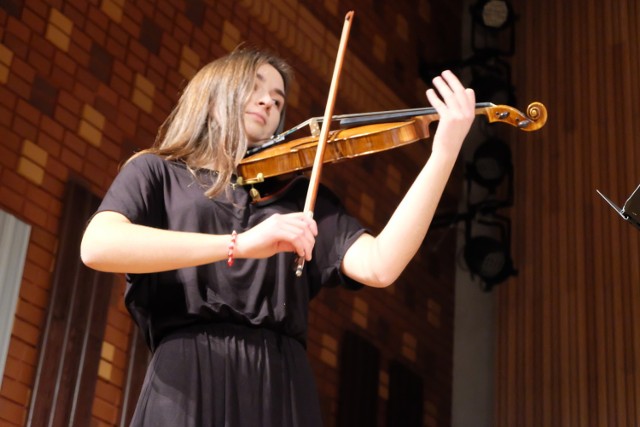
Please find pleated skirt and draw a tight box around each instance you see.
[129,323,323,427]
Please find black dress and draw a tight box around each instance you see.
[96,154,366,426]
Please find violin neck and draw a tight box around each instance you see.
[246,102,496,156]
[327,102,495,127]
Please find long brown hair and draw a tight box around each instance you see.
[129,47,292,198]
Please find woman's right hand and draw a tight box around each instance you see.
[81,210,318,274]
[237,212,317,261]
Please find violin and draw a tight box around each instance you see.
[240,10,547,277]
[237,101,548,189]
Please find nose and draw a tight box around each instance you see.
[257,92,275,109]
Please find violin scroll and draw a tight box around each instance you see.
[525,102,548,130]
[484,102,547,131]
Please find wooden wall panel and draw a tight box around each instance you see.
[496,0,640,425]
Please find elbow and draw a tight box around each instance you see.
[356,263,399,288]
[343,235,402,288]
[80,235,100,270]
[80,231,112,272]
[365,245,402,288]
[80,211,124,272]
[368,269,399,288]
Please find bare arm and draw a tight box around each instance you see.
[341,70,476,287]
[81,210,317,274]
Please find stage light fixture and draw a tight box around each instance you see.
[473,0,513,30]
[467,138,512,192]
[470,0,516,56]
[463,234,515,290]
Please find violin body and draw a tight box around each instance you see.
[239,116,433,184]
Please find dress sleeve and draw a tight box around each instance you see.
[95,154,165,228]
[93,154,167,349]
[311,184,368,292]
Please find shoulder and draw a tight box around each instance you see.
[121,153,187,179]
[124,153,168,171]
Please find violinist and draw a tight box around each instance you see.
[80,47,476,427]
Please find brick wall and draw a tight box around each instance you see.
[0,0,463,425]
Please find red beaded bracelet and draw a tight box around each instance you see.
[227,230,237,267]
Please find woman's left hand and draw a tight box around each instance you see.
[426,70,476,156]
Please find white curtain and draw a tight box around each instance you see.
[0,210,31,385]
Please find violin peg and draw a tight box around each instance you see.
[250,187,261,202]
[517,119,532,129]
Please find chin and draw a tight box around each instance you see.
[247,133,272,145]
[245,129,269,146]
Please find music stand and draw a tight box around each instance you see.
[597,184,640,230]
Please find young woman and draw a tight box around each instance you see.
[81,47,475,426]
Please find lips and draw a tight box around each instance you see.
[246,111,267,125]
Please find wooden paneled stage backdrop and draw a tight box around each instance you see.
[496,1,640,426]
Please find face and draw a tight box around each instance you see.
[244,63,286,146]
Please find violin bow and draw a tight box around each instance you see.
[296,10,354,277]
